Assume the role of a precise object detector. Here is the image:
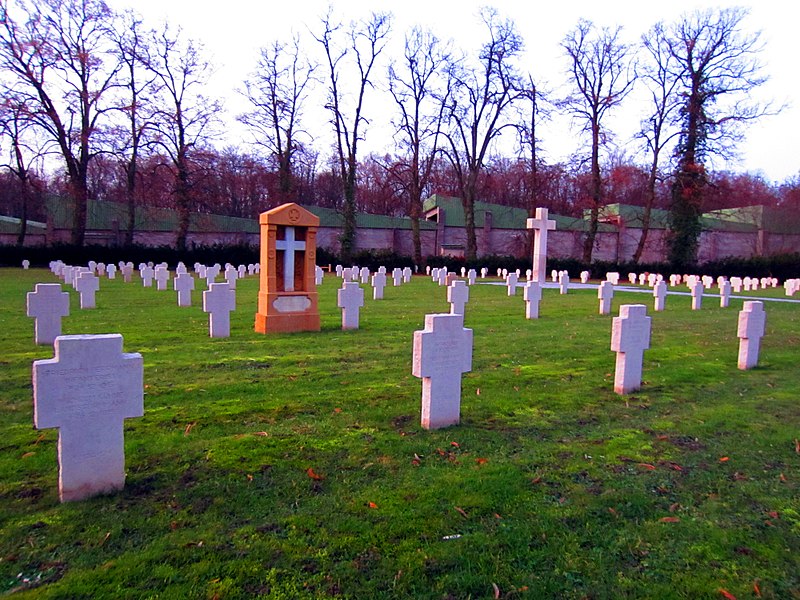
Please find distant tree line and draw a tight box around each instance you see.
[0,0,786,266]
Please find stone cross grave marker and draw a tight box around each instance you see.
[610,304,651,394]
[76,272,100,309]
[412,313,473,430]
[315,265,324,286]
[720,280,732,308]
[203,282,236,338]
[691,280,704,310]
[524,280,542,319]
[32,334,143,502]
[737,301,766,370]
[360,267,370,284]
[437,269,448,286]
[106,264,116,279]
[237,264,246,279]
[224,265,238,289]
[581,271,590,284]
[467,269,477,285]
[393,268,403,287]
[598,281,614,315]
[154,266,170,291]
[559,272,569,295]
[337,281,365,330]
[174,271,195,307]
[27,283,70,345]
[506,272,519,296]
[140,265,154,287]
[371,272,387,300]
[653,280,667,312]
[527,207,556,283]
[22,259,30,269]
[403,267,412,283]
[448,280,469,316]
[480,267,488,278]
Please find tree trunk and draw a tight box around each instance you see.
[175,160,191,252]
[632,164,658,264]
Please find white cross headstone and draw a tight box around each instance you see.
[527,207,556,283]
[653,280,667,312]
[403,267,412,283]
[720,280,731,308]
[629,273,637,285]
[606,272,620,285]
[154,266,170,291]
[315,265,324,286]
[551,269,558,283]
[238,265,247,279]
[392,268,403,287]
[467,269,477,285]
[638,273,647,286]
[559,272,569,295]
[140,265,154,287]
[203,282,236,338]
[581,271,590,284]
[224,265,238,289]
[27,283,70,345]
[360,267,371,284]
[480,267,488,279]
[76,272,100,309]
[737,301,766,370]
[731,277,742,293]
[106,264,116,279]
[448,280,470,316]
[691,280,703,310]
[598,281,614,315]
[336,264,344,277]
[371,272,387,300]
[524,280,542,319]
[174,271,195,307]
[22,259,30,269]
[32,334,143,502]
[337,281,365,330]
[611,304,651,395]
[506,272,519,296]
[176,262,188,275]
[412,313,473,430]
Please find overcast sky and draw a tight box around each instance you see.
[108,0,799,183]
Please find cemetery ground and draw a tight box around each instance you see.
[1,268,799,599]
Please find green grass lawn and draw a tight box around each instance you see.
[1,267,798,599]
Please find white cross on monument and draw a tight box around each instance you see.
[203,282,236,338]
[527,208,557,283]
[32,334,144,502]
[337,281,365,330]
[448,280,470,316]
[610,304,651,395]
[737,300,766,370]
[276,226,305,292]
[412,313,473,430]
[27,283,70,345]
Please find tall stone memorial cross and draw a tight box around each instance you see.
[737,301,766,370]
[32,334,143,502]
[610,304,651,395]
[691,280,704,310]
[523,280,542,319]
[412,313,473,430]
[203,282,236,338]
[448,280,470,316]
[371,271,387,300]
[526,208,556,282]
[76,272,100,309]
[505,272,519,296]
[337,281,365,330]
[255,203,320,333]
[27,283,70,345]
[154,266,170,291]
[173,271,195,307]
[598,281,614,315]
[653,280,667,312]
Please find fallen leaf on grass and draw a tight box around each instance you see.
[753,580,762,597]
[659,516,680,523]
[608,507,618,517]
[656,434,669,441]
[253,431,268,437]
[368,502,378,509]
[475,458,489,465]
[669,503,680,513]
[21,452,34,459]
[719,456,730,462]
[494,513,502,519]
[333,408,342,413]
[33,433,46,446]
[450,441,460,448]
[476,388,481,395]
[531,476,542,484]
[306,467,324,480]
[718,589,737,600]
[246,474,253,482]
[454,506,469,518]
[184,422,196,436]
[637,463,656,471]
[780,472,787,482]
[492,582,500,598]
[795,439,800,454]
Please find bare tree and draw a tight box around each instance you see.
[561,19,634,263]
[665,7,771,267]
[0,0,121,245]
[0,93,51,244]
[111,9,158,245]
[146,23,221,251]
[442,8,523,260]
[314,10,391,262]
[388,27,451,266]
[631,22,683,264]
[239,33,316,205]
